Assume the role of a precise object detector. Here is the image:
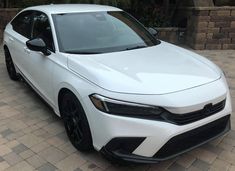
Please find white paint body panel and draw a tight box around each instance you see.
[3,4,232,160]
[67,42,221,95]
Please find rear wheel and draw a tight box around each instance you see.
[60,91,93,151]
[4,47,19,81]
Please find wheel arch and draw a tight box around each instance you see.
[56,83,86,117]
[3,44,9,52]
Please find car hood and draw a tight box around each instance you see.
[67,42,221,95]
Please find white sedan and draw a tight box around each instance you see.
[3,4,232,163]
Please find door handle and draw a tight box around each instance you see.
[24,47,31,54]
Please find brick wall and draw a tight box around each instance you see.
[156,27,186,44]
[186,7,235,50]
[0,8,20,41]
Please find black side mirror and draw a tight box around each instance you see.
[148,27,158,37]
[26,38,51,56]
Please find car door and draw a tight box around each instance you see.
[26,11,56,106]
[9,10,34,78]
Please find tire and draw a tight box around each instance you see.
[60,91,93,151]
[4,47,19,81]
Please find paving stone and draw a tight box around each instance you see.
[38,163,58,171]
[218,142,234,151]
[209,159,230,171]
[74,168,83,171]
[8,120,28,131]
[0,102,7,107]
[6,140,20,148]
[57,142,77,155]
[56,132,68,141]
[192,159,210,171]
[31,141,50,153]
[38,131,53,139]
[0,161,10,170]
[38,146,67,164]
[0,137,8,145]
[36,121,48,128]
[0,144,12,156]
[47,136,66,147]
[18,133,44,148]
[56,153,87,171]
[3,152,23,165]
[12,143,29,154]
[79,162,98,171]
[19,149,35,159]
[222,137,235,145]
[0,128,13,137]
[4,161,34,171]
[219,151,235,164]
[0,156,4,162]
[177,153,196,168]
[227,130,235,139]
[6,130,25,141]
[190,148,217,164]
[229,165,235,171]
[32,129,47,136]
[84,152,111,170]
[168,162,186,171]
[43,122,64,135]
[187,166,203,171]
[26,154,47,168]
[202,144,223,155]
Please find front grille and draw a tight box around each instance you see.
[162,99,226,125]
[154,115,230,160]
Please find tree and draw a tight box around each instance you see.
[3,0,9,8]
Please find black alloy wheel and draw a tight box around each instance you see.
[60,92,93,151]
[4,48,19,81]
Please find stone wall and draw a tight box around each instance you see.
[157,27,186,44]
[186,7,235,50]
[0,8,20,41]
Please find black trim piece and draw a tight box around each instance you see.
[101,147,158,164]
[101,115,230,164]
[105,137,146,155]
[154,115,230,160]
[162,99,226,125]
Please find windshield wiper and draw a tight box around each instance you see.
[125,45,147,51]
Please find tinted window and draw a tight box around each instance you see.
[11,11,33,38]
[53,11,159,54]
[32,12,54,51]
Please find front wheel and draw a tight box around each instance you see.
[4,48,19,81]
[60,91,93,151]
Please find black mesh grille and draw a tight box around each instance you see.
[163,99,226,125]
[154,115,230,160]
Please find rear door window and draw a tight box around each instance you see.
[11,11,33,39]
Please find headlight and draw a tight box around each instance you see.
[89,94,163,117]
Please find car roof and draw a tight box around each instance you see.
[25,4,122,14]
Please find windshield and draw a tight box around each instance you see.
[52,11,160,54]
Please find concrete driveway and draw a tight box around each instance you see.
[0,47,234,171]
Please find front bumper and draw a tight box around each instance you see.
[100,115,230,163]
[81,77,232,163]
